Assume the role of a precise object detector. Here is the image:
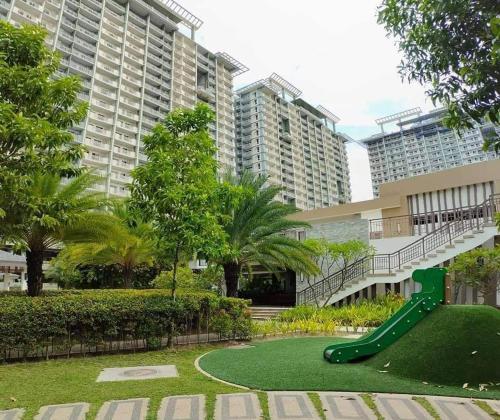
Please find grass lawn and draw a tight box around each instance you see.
[0,305,498,419]
[0,344,254,420]
[199,305,500,398]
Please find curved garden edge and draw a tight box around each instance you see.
[194,350,251,391]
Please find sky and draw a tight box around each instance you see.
[178,0,436,202]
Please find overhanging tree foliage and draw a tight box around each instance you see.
[130,103,225,298]
[378,0,499,148]
[0,22,88,225]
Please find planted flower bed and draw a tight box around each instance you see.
[252,294,405,337]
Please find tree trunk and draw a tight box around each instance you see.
[223,262,240,297]
[171,245,180,300]
[123,267,133,289]
[26,249,44,297]
[482,276,499,306]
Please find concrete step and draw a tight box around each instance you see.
[436,249,446,254]
[454,239,464,243]
[250,306,288,320]
[463,234,475,239]
[445,244,455,249]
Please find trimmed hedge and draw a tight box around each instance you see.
[0,290,251,361]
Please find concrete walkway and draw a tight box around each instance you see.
[1,392,498,419]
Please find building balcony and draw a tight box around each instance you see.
[87,124,112,138]
[116,120,138,134]
[91,98,115,112]
[94,74,118,88]
[110,172,132,184]
[79,3,100,19]
[89,111,113,125]
[114,133,136,146]
[83,152,108,165]
[119,108,139,122]
[121,84,141,99]
[97,62,119,77]
[74,37,97,54]
[119,94,139,108]
[102,16,124,33]
[86,137,110,151]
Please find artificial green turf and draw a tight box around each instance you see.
[0,344,246,420]
[199,305,500,398]
[367,305,500,386]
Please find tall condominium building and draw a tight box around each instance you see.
[234,74,351,210]
[1,0,247,196]
[362,108,499,197]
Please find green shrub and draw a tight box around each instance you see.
[0,289,251,361]
[277,293,405,328]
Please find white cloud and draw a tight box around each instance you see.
[179,0,434,201]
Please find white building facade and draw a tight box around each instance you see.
[362,108,499,197]
[235,74,351,210]
[1,0,247,195]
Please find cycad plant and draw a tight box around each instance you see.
[2,172,114,296]
[56,201,157,289]
[215,172,319,297]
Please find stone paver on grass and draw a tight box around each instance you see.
[267,392,319,420]
[157,395,205,420]
[35,403,89,420]
[3,392,499,419]
[0,409,24,420]
[374,394,433,419]
[481,398,500,415]
[96,365,178,382]
[96,398,149,420]
[214,393,261,420]
[426,396,491,420]
[318,392,376,420]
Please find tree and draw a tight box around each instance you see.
[54,202,157,288]
[378,0,499,148]
[130,103,225,298]
[303,239,374,307]
[214,171,319,297]
[0,22,87,225]
[1,172,114,296]
[449,247,500,306]
[152,265,195,291]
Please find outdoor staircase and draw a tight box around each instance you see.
[250,306,289,320]
[297,195,500,307]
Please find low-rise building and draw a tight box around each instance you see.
[292,159,500,307]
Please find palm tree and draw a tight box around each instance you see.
[2,172,114,296]
[56,201,157,288]
[215,172,319,297]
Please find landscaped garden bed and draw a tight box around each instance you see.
[252,294,405,337]
[0,290,251,362]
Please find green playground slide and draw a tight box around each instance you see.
[324,267,446,363]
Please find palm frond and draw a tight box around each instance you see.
[218,170,318,277]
